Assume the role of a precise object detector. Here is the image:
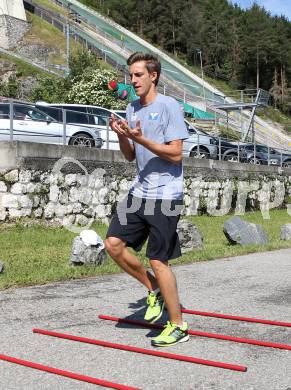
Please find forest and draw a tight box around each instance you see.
[80,0,291,114]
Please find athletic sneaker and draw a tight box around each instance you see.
[144,291,165,323]
[151,321,189,347]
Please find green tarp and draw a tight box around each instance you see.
[117,84,214,119]
[180,101,215,119]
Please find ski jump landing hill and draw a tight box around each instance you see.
[24,0,291,150]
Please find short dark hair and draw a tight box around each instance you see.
[127,52,161,86]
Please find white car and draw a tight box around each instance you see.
[0,103,103,148]
[35,102,126,150]
[183,120,218,159]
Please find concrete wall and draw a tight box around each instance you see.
[0,141,290,225]
[0,15,29,49]
[1,140,289,176]
[0,0,27,20]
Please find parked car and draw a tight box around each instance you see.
[35,102,126,150]
[112,109,127,119]
[282,155,291,167]
[212,137,240,159]
[222,144,290,165]
[183,120,217,159]
[0,103,103,148]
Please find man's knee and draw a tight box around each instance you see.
[105,237,125,258]
[150,259,169,274]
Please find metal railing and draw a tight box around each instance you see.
[0,99,117,149]
[1,99,290,168]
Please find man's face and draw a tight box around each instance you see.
[129,61,157,98]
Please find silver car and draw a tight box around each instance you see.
[183,120,217,159]
[35,102,126,150]
[0,103,103,148]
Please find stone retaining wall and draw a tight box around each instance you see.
[0,15,29,50]
[0,142,290,226]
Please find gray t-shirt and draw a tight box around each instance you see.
[126,94,188,200]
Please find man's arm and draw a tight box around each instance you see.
[137,137,183,163]
[118,134,136,162]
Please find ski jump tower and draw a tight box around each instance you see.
[0,0,29,49]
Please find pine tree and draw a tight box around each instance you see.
[241,5,273,89]
[199,0,232,75]
[269,68,281,108]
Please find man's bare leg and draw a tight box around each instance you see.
[150,259,182,325]
[105,236,158,291]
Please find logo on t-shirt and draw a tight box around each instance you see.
[149,112,159,120]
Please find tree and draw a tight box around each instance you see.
[269,68,281,108]
[279,67,291,113]
[199,0,232,75]
[241,5,273,89]
[142,0,190,55]
[226,5,244,83]
[69,49,102,81]
[67,68,126,108]
[270,17,291,100]
[30,77,68,103]
[0,75,21,99]
[179,1,203,64]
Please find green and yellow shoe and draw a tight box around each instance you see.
[151,321,189,347]
[144,291,165,323]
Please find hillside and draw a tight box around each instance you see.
[1,0,290,143]
[0,8,114,101]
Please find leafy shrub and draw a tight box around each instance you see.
[67,69,126,109]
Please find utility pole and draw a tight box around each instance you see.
[66,3,82,75]
[66,21,70,75]
[66,1,71,76]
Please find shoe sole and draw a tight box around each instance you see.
[145,301,165,324]
[151,334,190,347]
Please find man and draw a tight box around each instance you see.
[105,52,189,347]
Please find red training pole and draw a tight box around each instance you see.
[181,308,291,328]
[0,354,139,390]
[33,328,247,372]
[98,314,291,351]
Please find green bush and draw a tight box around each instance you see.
[0,75,21,99]
[30,76,69,103]
[218,124,241,140]
[67,68,126,109]
[29,50,125,108]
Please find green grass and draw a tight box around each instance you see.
[23,12,111,70]
[217,124,241,140]
[35,0,68,16]
[256,106,291,128]
[0,209,291,290]
[0,53,50,78]
[25,13,69,55]
[180,209,291,263]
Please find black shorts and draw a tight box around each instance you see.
[106,195,183,261]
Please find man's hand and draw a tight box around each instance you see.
[109,114,128,137]
[111,115,143,142]
[109,114,136,162]
[126,120,142,140]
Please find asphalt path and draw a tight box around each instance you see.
[0,249,290,390]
